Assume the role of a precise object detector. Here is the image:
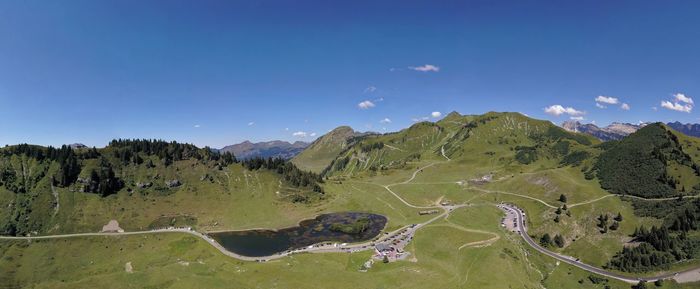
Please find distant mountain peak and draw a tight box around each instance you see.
[445,111,462,118]
[561,121,641,141]
[666,121,700,138]
[69,143,87,149]
[219,140,309,160]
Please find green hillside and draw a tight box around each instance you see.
[0,140,325,236]
[596,123,700,198]
[291,126,360,173]
[322,111,599,178]
[4,112,700,288]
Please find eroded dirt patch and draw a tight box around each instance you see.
[101,220,123,233]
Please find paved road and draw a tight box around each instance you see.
[500,204,700,284]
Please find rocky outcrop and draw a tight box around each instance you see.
[136,182,153,189]
[165,179,181,188]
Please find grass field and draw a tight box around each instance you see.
[41,161,326,234]
[6,203,695,289]
[4,113,700,288]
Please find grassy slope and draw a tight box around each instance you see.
[291,126,356,173]
[3,112,700,288]
[54,161,325,233]
[0,154,326,235]
[0,205,620,289]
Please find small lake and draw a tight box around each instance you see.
[209,212,387,257]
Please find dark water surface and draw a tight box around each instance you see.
[209,212,387,257]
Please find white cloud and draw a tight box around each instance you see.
[374,97,384,102]
[570,116,585,121]
[247,122,255,126]
[661,100,693,113]
[674,93,693,104]
[543,105,585,117]
[595,103,607,109]
[412,116,430,122]
[358,100,375,109]
[620,103,630,110]
[285,127,289,131]
[380,118,392,124]
[292,131,308,137]
[310,132,317,137]
[193,124,201,128]
[431,111,442,118]
[364,86,377,93]
[595,95,619,105]
[652,106,658,111]
[660,93,693,113]
[408,64,440,72]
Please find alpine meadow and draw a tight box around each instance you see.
[2,1,700,289]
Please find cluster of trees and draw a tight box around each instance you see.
[107,139,234,166]
[54,146,81,187]
[553,204,571,223]
[631,197,700,224]
[514,146,538,164]
[553,141,570,155]
[532,126,592,146]
[241,157,324,194]
[607,225,698,272]
[82,158,123,197]
[587,275,608,285]
[0,144,82,189]
[0,140,248,236]
[609,197,700,272]
[596,213,622,233]
[539,233,565,248]
[360,142,384,153]
[596,124,699,198]
[669,208,699,231]
[332,156,351,171]
[560,151,590,167]
[2,140,240,197]
[2,144,99,160]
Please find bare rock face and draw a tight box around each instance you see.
[165,179,181,188]
[561,121,643,141]
[136,182,153,189]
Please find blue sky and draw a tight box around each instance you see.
[1,0,699,148]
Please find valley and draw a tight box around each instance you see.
[3,112,700,289]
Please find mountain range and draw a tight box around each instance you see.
[560,121,644,141]
[218,140,309,160]
[5,111,700,288]
[561,120,700,141]
[667,121,700,138]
